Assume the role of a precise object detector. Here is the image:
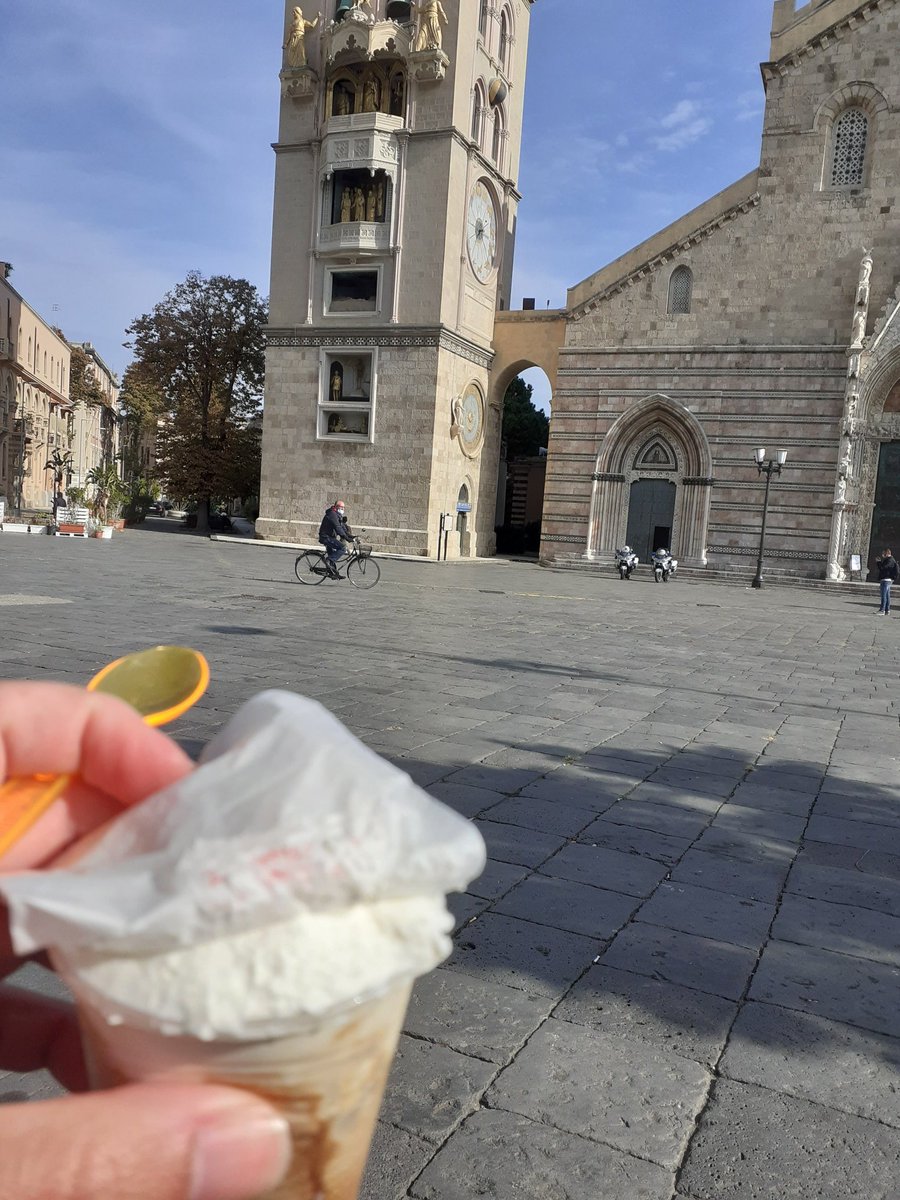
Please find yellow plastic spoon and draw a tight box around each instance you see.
[0,645,210,858]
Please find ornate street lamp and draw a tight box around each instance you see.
[751,447,788,589]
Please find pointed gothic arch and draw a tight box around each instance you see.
[588,394,713,567]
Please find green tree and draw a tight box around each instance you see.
[68,345,105,410]
[119,362,166,485]
[125,272,267,532]
[501,376,549,459]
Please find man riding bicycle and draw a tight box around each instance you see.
[318,500,354,578]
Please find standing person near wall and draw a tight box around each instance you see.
[875,548,898,615]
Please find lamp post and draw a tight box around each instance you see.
[751,447,787,589]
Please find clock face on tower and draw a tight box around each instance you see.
[457,384,485,456]
[466,180,497,284]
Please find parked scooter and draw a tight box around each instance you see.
[615,546,639,580]
[651,548,678,583]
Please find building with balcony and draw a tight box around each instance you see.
[0,265,73,514]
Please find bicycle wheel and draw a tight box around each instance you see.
[295,550,328,585]
[347,555,380,590]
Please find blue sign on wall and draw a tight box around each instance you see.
[456,503,472,513]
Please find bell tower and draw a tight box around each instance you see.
[257,0,536,557]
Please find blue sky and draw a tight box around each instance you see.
[3,0,774,401]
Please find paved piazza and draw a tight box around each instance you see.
[2,524,900,1200]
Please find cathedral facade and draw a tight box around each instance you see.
[532,0,900,581]
[258,0,535,558]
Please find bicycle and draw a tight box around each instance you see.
[294,535,381,589]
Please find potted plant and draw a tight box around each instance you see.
[86,463,128,536]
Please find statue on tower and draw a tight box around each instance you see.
[412,0,448,51]
[284,6,319,68]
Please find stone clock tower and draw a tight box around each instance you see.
[256,0,536,557]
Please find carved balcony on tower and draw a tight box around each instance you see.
[323,16,412,66]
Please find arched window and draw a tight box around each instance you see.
[499,9,511,74]
[829,107,868,187]
[478,0,489,39]
[667,265,693,314]
[471,81,486,146]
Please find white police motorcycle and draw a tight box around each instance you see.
[651,548,678,583]
[614,546,639,580]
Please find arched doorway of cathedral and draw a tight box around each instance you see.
[855,351,900,580]
[588,394,713,568]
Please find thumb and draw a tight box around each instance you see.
[0,1083,291,1200]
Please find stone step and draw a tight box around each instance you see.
[546,558,879,593]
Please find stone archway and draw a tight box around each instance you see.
[489,309,566,407]
[587,394,713,567]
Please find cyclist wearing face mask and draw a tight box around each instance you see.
[318,500,354,577]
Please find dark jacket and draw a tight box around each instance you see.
[877,555,899,581]
[318,508,353,544]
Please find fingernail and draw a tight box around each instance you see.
[191,1104,292,1200]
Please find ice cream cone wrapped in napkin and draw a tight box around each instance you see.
[0,691,486,1200]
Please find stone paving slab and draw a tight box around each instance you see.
[708,803,807,843]
[380,1035,496,1143]
[719,1000,900,1128]
[361,1123,433,1200]
[627,783,723,816]
[636,882,775,949]
[689,826,796,869]
[595,797,715,840]
[772,892,900,966]
[576,817,692,865]
[678,1078,900,1200]
[600,923,758,1001]
[487,1018,710,1169]
[785,858,900,916]
[411,1109,675,1200]
[445,912,597,997]
[805,811,900,852]
[813,790,900,827]
[554,965,737,1067]
[466,858,530,901]
[540,842,670,896]
[478,794,597,836]
[724,781,815,816]
[471,819,566,868]
[799,838,900,880]
[402,969,551,1065]
[493,873,638,938]
[749,940,900,1036]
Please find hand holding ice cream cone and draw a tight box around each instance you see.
[1,687,486,1200]
[0,681,293,1200]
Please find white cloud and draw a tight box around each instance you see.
[650,99,713,151]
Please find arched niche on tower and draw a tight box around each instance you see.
[327,69,361,118]
[387,65,406,117]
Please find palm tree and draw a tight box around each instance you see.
[46,448,73,519]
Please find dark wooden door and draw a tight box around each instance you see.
[868,442,900,580]
[626,479,676,563]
